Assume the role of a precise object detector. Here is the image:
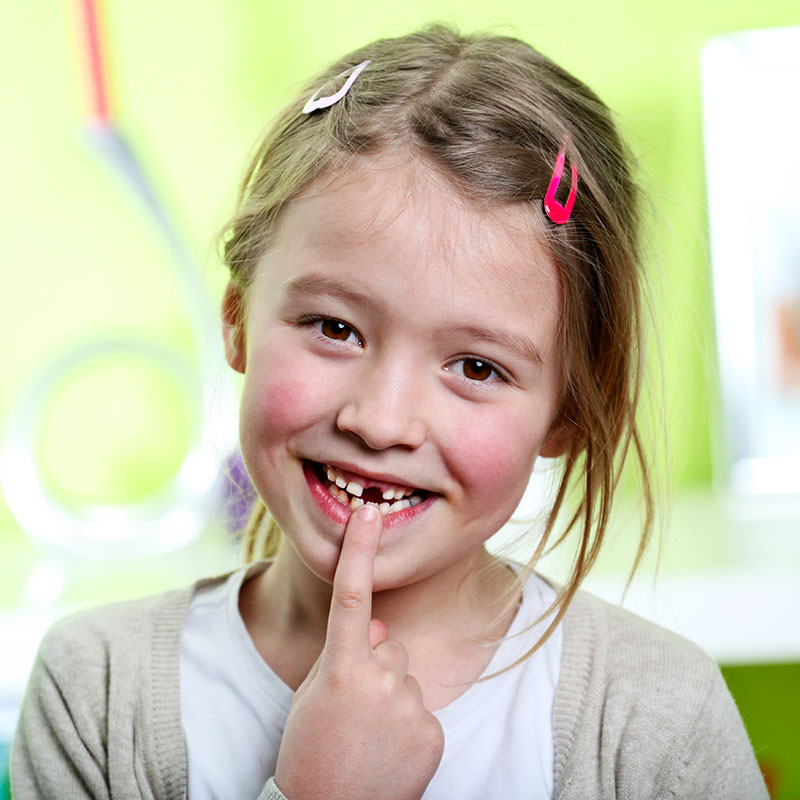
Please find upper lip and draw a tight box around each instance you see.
[309,458,434,493]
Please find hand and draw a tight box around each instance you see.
[274,505,445,800]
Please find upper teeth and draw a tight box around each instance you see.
[323,463,421,515]
[325,464,415,498]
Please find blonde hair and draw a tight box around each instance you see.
[223,23,654,655]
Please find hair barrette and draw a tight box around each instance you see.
[543,148,578,225]
[302,59,371,114]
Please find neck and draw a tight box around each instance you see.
[267,539,514,640]
[240,538,520,700]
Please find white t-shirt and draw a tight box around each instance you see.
[180,565,561,800]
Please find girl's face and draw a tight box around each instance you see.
[225,158,568,591]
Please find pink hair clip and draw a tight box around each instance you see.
[302,59,371,114]
[543,148,578,225]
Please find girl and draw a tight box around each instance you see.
[12,24,766,800]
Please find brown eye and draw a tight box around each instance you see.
[319,319,354,341]
[462,359,494,381]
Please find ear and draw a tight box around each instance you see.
[221,282,247,374]
[539,411,574,459]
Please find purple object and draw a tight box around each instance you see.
[221,452,257,535]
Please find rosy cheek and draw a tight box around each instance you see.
[445,406,537,503]
[241,349,333,438]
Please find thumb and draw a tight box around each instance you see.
[369,618,388,649]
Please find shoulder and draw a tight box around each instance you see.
[555,589,720,755]
[34,567,245,682]
[567,588,719,688]
[553,589,767,799]
[38,582,194,673]
[25,582,196,738]
[12,570,242,799]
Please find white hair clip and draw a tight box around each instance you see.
[302,59,371,114]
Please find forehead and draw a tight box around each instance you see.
[260,156,560,348]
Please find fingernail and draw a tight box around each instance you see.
[357,504,379,521]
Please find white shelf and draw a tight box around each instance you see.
[489,483,800,664]
[582,568,800,664]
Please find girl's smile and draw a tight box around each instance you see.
[302,459,438,528]
[223,154,569,594]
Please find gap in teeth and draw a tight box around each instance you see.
[321,465,421,515]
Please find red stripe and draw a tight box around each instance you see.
[79,0,110,121]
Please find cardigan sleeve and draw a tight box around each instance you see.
[258,776,290,800]
[553,591,769,799]
[11,619,112,800]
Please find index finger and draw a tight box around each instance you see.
[324,504,383,660]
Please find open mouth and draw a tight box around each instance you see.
[308,460,429,517]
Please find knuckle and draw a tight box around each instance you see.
[425,717,445,751]
[376,667,398,698]
[325,663,355,691]
[386,639,408,663]
[376,638,396,657]
[398,692,420,719]
[387,639,406,656]
[334,587,365,610]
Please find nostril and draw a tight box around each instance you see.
[336,396,426,451]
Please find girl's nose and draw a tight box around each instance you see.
[336,366,427,451]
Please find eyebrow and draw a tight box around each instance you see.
[283,274,386,314]
[446,324,544,366]
[283,273,544,366]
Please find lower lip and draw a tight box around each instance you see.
[302,462,437,529]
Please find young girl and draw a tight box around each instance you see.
[12,24,766,800]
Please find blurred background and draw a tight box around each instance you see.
[1,1,799,797]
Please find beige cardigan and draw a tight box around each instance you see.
[11,566,767,799]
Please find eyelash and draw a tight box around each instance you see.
[300,315,364,347]
[444,358,508,385]
[298,315,509,385]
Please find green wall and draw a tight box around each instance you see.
[721,663,800,799]
[2,3,799,793]
[3,1,799,550]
